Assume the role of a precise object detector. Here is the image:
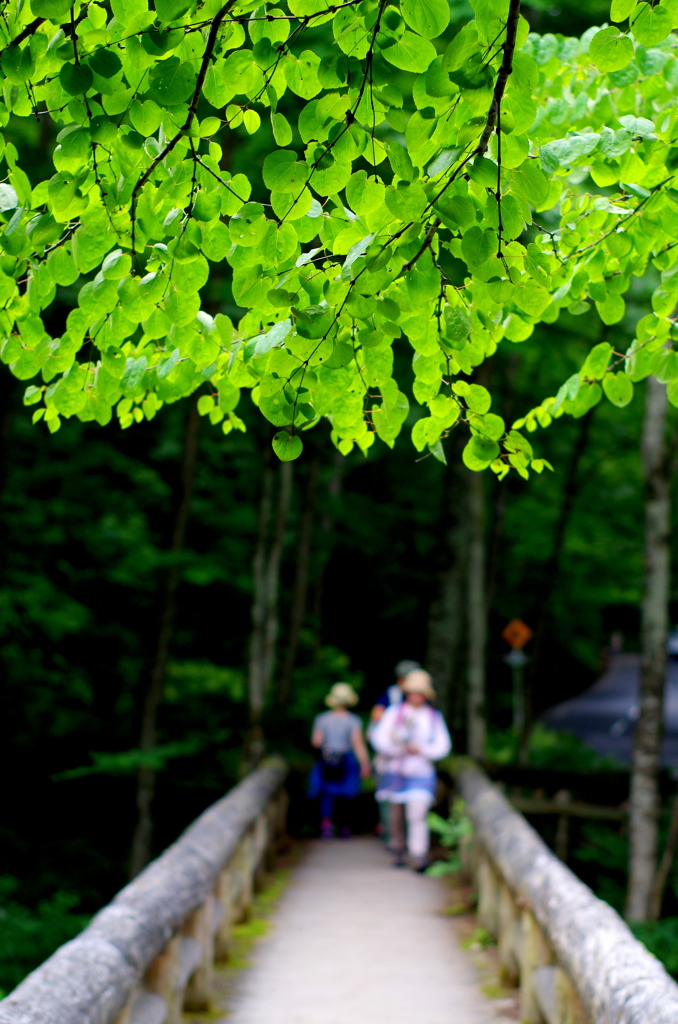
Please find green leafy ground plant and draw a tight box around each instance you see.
[0,0,676,472]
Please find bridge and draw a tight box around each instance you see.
[1,756,677,1024]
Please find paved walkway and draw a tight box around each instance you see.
[224,837,506,1024]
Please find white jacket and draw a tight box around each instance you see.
[371,702,451,777]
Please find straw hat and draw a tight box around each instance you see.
[325,682,359,708]
[402,670,436,701]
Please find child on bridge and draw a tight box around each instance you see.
[308,683,371,839]
[371,670,451,871]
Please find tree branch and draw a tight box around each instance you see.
[476,0,521,159]
[131,0,237,204]
[8,16,44,47]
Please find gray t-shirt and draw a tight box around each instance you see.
[313,711,361,755]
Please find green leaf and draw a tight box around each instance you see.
[401,0,450,38]
[654,349,678,383]
[1,45,35,85]
[102,250,132,280]
[581,342,612,379]
[386,141,414,182]
[284,50,321,99]
[466,383,491,413]
[88,49,123,79]
[346,172,385,215]
[312,159,352,197]
[594,293,625,326]
[474,412,504,439]
[273,431,303,460]
[611,0,637,19]
[59,63,94,96]
[272,112,293,146]
[462,434,499,470]
[30,0,72,19]
[129,100,163,136]
[244,319,292,362]
[263,150,309,193]
[443,22,479,71]
[589,27,634,72]
[461,226,495,268]
[385,182,427,222]
[631,1,672,44]
[382,33,437,73]
[428,439,447,463]
[155,0,193,21]
[0,184,18,212]
[148,58,197,105]
[602,371,634,406]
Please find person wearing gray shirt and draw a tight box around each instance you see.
[308,683,370,839]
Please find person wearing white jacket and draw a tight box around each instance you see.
[370,669,451,871]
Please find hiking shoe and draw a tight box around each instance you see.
[392,852,406,868]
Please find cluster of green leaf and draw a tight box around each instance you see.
[485,722,624,769]
[0,0,677,473]
[426,796,474,875]
[631,916,678,977]
[0,877,90,996]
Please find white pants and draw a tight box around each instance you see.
[388,798,430,858]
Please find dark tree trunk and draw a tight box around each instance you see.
[129,397,201,879]
[426,458,468,726]
[311,450,345,658]
[244,459,293,768]
[518,409,594,764]
[467,469,486,760]
[626,376,671,921]
[485,477,507,618]
[278,456,319,703]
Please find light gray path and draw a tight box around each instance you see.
[224,837,502,1024]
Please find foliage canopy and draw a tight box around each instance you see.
[1,0,678,472]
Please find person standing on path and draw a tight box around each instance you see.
[371,670,451,871]
[309,683,371,839]
[368,659,421,841]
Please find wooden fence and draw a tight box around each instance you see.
[456,758,678,1024]
[0,757,288,1024]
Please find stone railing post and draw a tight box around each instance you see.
[497,882,520,986]
[520,910,555,1024]
[182,897,214,1012]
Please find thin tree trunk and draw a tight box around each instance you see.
[248,452,274,715]
[485,478,507,617]
[260,461,293,698]
[626,375,670,921]
[244,459,293,768]
[467,469,486,760]
[129,397,201,878]
[279,456,319,703]
[529,409,594,673]
[426,461,468,725]
[518,409,594,764]
[311,450,345,658]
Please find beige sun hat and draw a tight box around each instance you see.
[402,669,436,701]
[325,682,359,708]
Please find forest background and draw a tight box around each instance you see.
[2,0,677,995]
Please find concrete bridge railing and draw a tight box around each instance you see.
[0,756,288,1024]
[455,759,678,1024]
